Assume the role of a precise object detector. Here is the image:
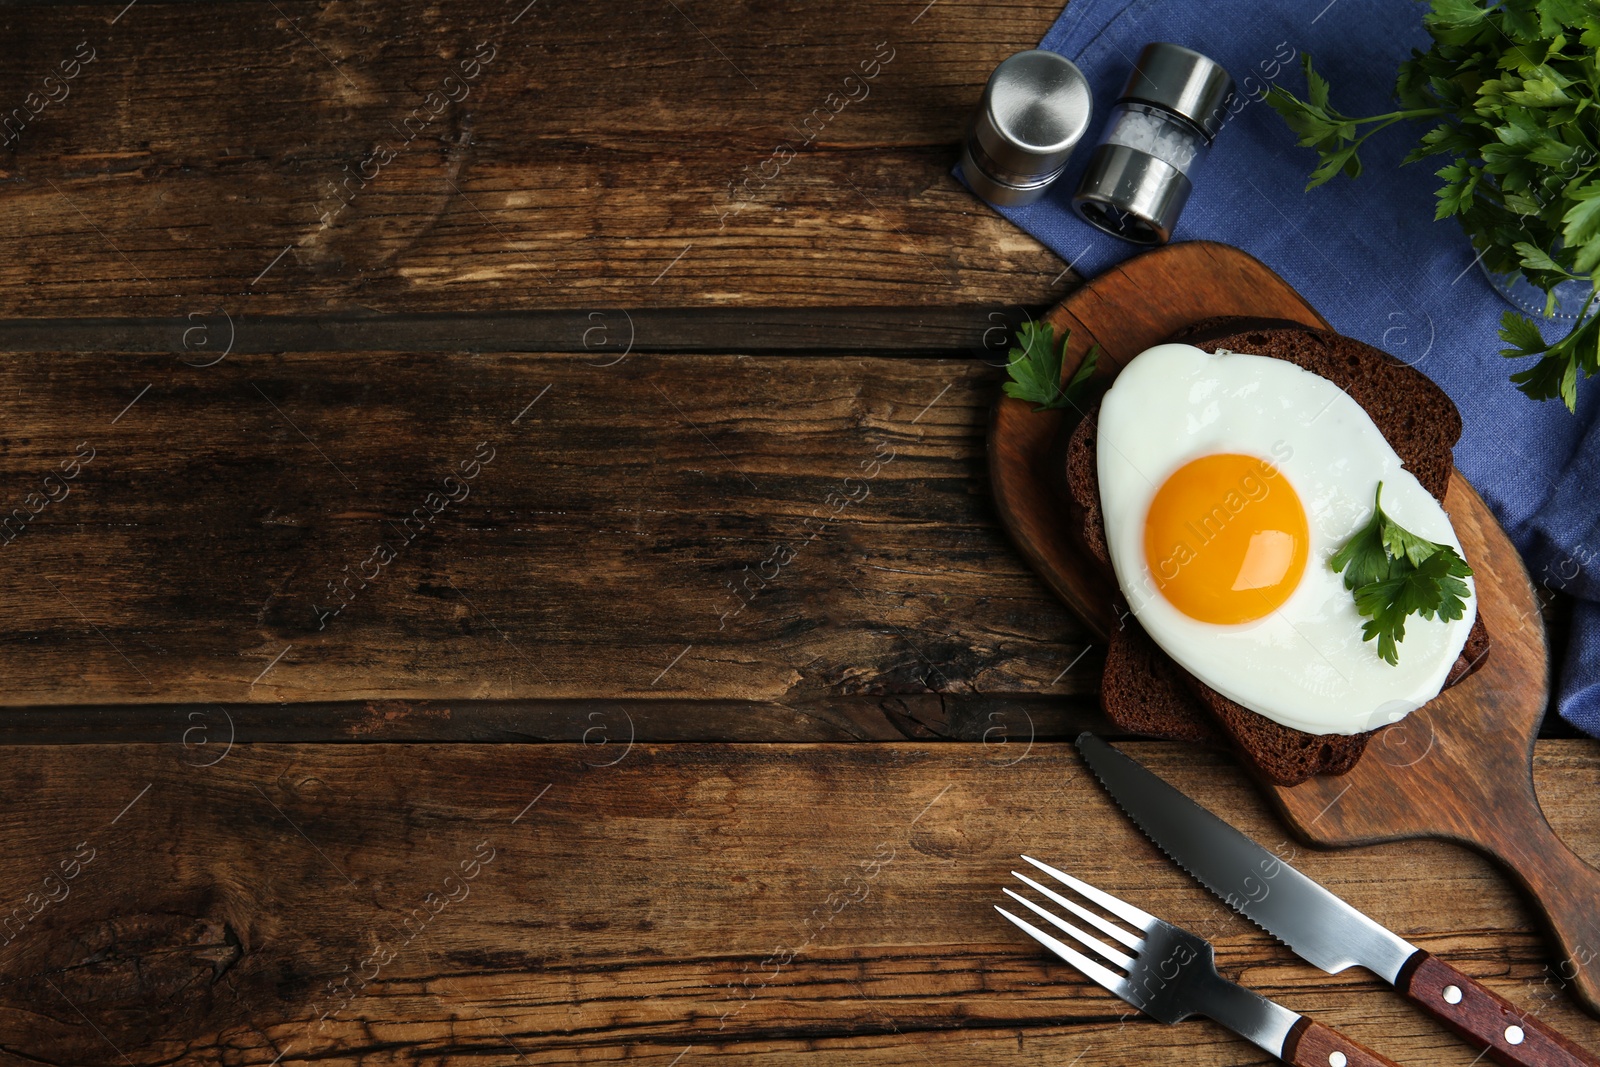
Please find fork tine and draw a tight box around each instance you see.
[1011,871,1145,952]
[995,905,1132,1000]
[1020,855,1157,932]
[1001,887,1136,970]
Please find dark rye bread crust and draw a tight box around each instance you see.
[1067,318,1493,785]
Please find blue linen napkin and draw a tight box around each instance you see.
[960,0,1600,735]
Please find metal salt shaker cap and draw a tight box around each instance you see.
[1121,41,1234,140]
[961,50,1092,207]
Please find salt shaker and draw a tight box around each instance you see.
[961,50,1092,207]
[1072,43,1233,243]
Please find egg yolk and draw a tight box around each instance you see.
[1142,453,1309,625]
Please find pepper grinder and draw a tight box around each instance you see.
[1073,42,1234,243]
[961,50,1092,208]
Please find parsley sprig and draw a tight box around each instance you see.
[1265,56,1447,188]
[1001,320,1101,412]
[1265,0,1600,411]
[1328,482,1474,666]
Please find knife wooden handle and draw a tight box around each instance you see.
[1398,953,1600,1067]
[1282,1017,1404,1067]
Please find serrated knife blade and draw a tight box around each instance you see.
[1075,732,1600,1067]
[1076,731,1415,980]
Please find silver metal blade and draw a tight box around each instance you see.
[1075,732,1419,984]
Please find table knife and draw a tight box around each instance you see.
[1076,732,1600,1067]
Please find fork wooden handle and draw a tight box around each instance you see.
[1283,1018,1404,1067]
[1396,953,1600,1067]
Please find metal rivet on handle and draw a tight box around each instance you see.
[1506,1026,1525,1045]
[1328,1053,1347,1067]
[1443,985,1463,1004]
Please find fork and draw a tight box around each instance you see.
[997,855,1403,1067]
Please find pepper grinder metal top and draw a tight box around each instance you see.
[961,50,1092,208]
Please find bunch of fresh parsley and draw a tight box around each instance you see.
[1329,482,1474,665]
[1266,0,1600,412]
[1001,320,1101,411]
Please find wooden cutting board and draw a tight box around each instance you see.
[988,241,1600,1014]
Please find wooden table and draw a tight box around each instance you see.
[0,1,1594,1063]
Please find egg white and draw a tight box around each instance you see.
[1096,343,1476,735]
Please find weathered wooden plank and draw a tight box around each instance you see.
[0,0,1070,316]
[0,350,1094,709]
[0,741,1594,1064]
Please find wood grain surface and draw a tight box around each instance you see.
[0,741,1595,1066]
[0,350,1098,715]
[3,3,1598,1065]
[984,242,1600,1011]
[0,0,1068,317]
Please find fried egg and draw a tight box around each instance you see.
[1096,343,1476,735]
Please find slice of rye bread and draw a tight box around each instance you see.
[1065,317,1493,785]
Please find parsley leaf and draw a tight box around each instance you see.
[1501,291,1600,413]
[1326,502,1390,589]
[1329,482,1474,665]
[1001,320,1101,412]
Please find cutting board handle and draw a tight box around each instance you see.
[1481,802,1600,1015]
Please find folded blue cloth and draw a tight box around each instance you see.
[960,0,1600,735]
